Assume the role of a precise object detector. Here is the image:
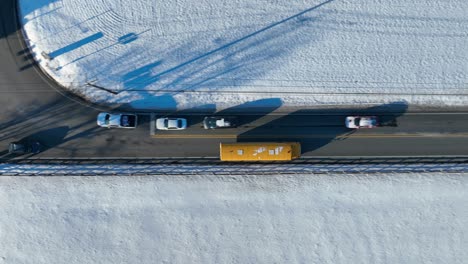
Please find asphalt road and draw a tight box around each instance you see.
[1,0,468,160]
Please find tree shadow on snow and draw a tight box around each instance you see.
[2,0,61,70]
[0,0,49,39]
[103,0,336,111]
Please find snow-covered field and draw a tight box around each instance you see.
[1,173,467,263]
[19,0,468,111]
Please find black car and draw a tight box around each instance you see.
[8,141,42,154]
[203,117,237,129]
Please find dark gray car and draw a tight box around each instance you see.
[8,141,42,154]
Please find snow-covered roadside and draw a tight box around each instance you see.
[18,0,468,111]
[2,162,468,175]
[1,173,467,263]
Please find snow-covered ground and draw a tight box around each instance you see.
[19,0,468,111]
[1,173,467,263]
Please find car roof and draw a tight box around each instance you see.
[168,119,180,128]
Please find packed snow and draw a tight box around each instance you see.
[18,0,468,110]
[1,173,467,263]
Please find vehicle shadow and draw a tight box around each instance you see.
[189,98,284,129]
[237,101,408,154]
[0,126,69,160]
[31,126,70,149]
[217,98,284,127]
[0,97,105,161]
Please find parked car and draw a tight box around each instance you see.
[156,117,187,130]
[8,141,42,154]
[97,112,137,128]
[345,116,379,129]
[203,116,237,129]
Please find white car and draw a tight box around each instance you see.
[97,112,137,128]
[203,116,237,129]
[345,116,378,129]
[156,117,187,130]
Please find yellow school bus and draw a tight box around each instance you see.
[220,142,301,162]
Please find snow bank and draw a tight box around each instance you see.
[2,162,468,175]
[1,173,467,263]
[19,0,468,110]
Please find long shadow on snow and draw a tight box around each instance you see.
[112,0,335,111]
[2,0,60,69]
[0,0,53,39]
[118,91,178,112]
[145,0,335,91]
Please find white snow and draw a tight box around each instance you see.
[18,0,468,110]
[1,173,467,263]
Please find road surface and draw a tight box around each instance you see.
[1,0,468,160]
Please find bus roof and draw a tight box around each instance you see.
[220,142,301,161]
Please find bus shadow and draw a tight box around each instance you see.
[217,98,284,126]
[158,98,285,129]
[236,101,408,155]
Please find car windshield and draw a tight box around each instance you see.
[207,118,216,126]
[354,118,361,126]
[121,115,129,127]
[10,143,23,151]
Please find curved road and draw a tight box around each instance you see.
[1,0,468,160]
